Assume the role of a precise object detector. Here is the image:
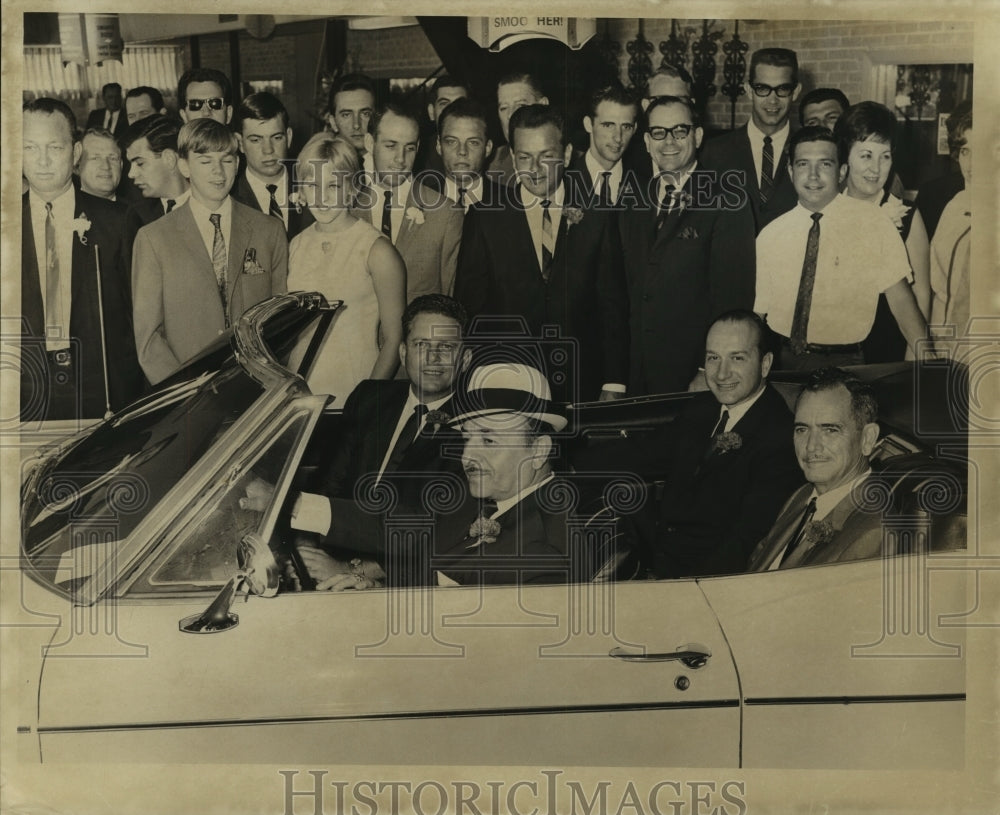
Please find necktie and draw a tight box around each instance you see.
[265,183,284,226]
[381,189,393,239]
[710,408,730,438]
[44,202,64,346]
[656,183,677,231]
[789,212,823,354]
[209,213,229,327]
[457,186,467,209]
[540,199,555,281]
[778,496,818,566]
[760,135,774,204]
[164,198,176,214]
[386,403,428,473]
[599,171,612,207]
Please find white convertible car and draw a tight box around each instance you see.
[14,293,969,767]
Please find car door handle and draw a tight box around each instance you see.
[609,643,712,669]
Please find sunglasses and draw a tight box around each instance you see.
[186,97,226,112]
[750,83,796,98]
[647,124,693,142]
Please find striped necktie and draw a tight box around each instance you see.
[760,135,774,204]
[541,199,555,281]
[209,213,229,327]
[265,183,284,227]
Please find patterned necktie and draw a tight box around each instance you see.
[381,188,393,239]
[164,198,176,213]
[540,199,555,281]
[599,171,612,207]
[656,183,677,231]
[44,202,64,345]
[265,183,284,226]
[789,212,823,354]
[760,135,774,204]
[778,496,818,566]
[209,213,229,327]
[386,402,428,473]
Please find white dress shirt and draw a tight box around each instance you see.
[369,177,413,244]
[520,182,565,273]
[746,119,790,187]
[29,186,76,350]
[187,195,233,272]
[244,167,289,229]
[712,383,767,431]
[443,175,485,213]
[584,149,623,203]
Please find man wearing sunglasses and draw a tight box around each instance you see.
[700,47,801,233]
[178,67,233,126]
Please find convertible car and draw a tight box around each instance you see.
[13,293,970,766]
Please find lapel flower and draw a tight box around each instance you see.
[712,431,743,454]
[424,409,451,434]
[880,194,911,231]
[800,518,835,550]
[678,225,700,240]
[467,515,501,548]
[288,191,304,214]
[72,213,91,245]
[405,206,425,226]
[563,206,584,227]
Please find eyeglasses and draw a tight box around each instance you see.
[647,124,693,142]
[186,97,225,112]
[750,83,796,98]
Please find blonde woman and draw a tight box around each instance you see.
[288,134,406,400]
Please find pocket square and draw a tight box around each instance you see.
[242,247,266,275]
[678,225,700,240]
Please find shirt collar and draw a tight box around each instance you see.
[187,193,232,222]
[445,174,483,203]
[584,149,622,185]
[403,387,452,414]
[245,166,287,198]
[520,181,565,207]
[161,189,190,212]
[656,162,697,198]
[810,469,872,521]
[717,383,767,429]
[30,183,76,218]
[747,118,790,145]
[493,472,555,520]
[376,175,412,204]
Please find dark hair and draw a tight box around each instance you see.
[750,47,799,86]
[327,72,376,115]
[123,114,180,153]
[177,118,239,159]
[101,82,122,95]
[497,71,546,100]
[23,97,78,142]
[509,104,564,145]
[432,75,471,102]
[369,101,421,138]
[125,85,165,113]
[177,67,233,108]
[438,97,490,133]
[708,309,774,360]
[234,91,289,132]
[402,294,468,340]
[798,88,850,126]
[834,101,896,164]
[796,367,879,427]
[788,125,839,164]
[947,105,972,158]
[587,84,639,121]
[644,94,702,129]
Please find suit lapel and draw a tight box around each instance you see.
[394,184,418,254]
[651,177,693,249]
[513,186,545,278]
[227,203,253,320]
[753,485,812,569]
[21,194,44,335]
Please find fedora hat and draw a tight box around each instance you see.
[450,363,567,432]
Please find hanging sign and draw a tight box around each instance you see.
[58,13,123,66]
[468,16,596,52]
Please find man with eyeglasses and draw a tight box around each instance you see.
[700,47,801,233]
[620,95,755,396]
[178,67,233,126]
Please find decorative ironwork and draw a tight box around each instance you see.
[595,20,623,82]
[721,19,748,129]
[908,65,934,119]
[659,19,689,73]
[626,19,654,96]
[690,19,722,111]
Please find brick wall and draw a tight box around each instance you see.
[606,17,974,129]
[345,25,442,79]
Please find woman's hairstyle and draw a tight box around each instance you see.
[834,101,896,165]
[295,134,361,194]
[947,105,973,158]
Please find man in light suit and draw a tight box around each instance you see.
[621,95,756,396]
[85,83,127,141]
[575,310,803,578]
[699,47,801,233]
[748,368,886,570]
[21,98,143,420]
[354,102,464,301]
[455,104,630,404]
[131,118,287,385]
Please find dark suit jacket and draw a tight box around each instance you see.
[431,485,572,586]
[85,108,128,141]
[699,124,798,234]
[454,177,630,402]
[566,149,653,207]
[20,190,144,420]
[620,170,756,396]
[229,167,312,240]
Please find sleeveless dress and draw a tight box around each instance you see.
[287,218,383,402]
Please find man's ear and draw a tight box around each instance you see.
[563,142,574,166]
[285,128,293,151]
[163,149,179,171]
[436,137,443,157]
[459,346,472,373]
[760,350,774,380]
[531,434,553,469]
[325,112,338,133]
[72,141,83,166]
[177,156,190,181]
[694,126,704,151]
[364,132,375,156]
[427,102,436,124]
[861,422,880,456]
[791,83,803,102]
[235,133,245,154]
[485,138,494,158]
[224,105,233,125]
[398,339,407,369]
[839,163,848,185]
[583,115,594,135]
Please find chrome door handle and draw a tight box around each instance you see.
[609,643,712,669]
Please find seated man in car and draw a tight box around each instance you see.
[748,367,887,569]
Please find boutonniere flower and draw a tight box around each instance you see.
[288,191,304,215]
[712,431,743,454]
[880,194,911,231]
[801,518,835,549]
[72,213,91,245]
[425,409,450,434]
[564,206,584,227]
[678,225,700,240]
[467,515,501,547]
[405,206,425,226]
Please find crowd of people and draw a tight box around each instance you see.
[19,47,971,585]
